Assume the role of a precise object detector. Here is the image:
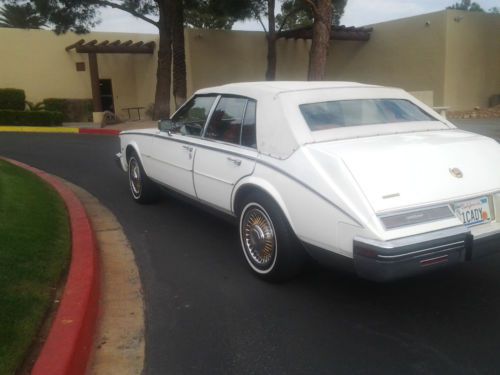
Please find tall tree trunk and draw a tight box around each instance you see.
[307,0,332,81]
[172,0,187,109]
[265,0,276,81]
[153,0,172,120]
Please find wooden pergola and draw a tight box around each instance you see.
[66,39,155,112]
[277,25,373,41]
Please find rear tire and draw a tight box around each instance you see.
[239,192,307,282]
[127,151,159,204]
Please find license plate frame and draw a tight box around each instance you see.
[452,196,492,227]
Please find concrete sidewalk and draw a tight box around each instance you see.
[63,120,156,132]
[66,182,145,375]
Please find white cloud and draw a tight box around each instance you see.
[93,7,158,34]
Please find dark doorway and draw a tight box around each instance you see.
[99,79,115,113]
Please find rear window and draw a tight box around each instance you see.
[299,99,436,131]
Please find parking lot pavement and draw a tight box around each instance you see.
[3,133,500,375]
[451,118,500,141]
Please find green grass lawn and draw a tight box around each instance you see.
[0,160,70,375]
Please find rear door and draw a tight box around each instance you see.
[193,97,258,212]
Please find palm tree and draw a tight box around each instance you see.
[0,4,46,29]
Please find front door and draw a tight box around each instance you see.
[99,79,114,112]
[148,95,218,197]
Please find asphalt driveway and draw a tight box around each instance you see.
[451,118,500,140]
[1,127,499,374]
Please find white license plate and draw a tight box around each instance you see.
[453,196,492,227]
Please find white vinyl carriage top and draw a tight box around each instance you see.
[195,82,452,159]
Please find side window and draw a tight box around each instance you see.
[241,100,256,148]
[204,97,247,145]
[170,95,217,136]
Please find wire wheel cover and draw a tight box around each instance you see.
[242,207,276,267]
[129,158,142,196]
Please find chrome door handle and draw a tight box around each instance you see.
[182,145,193,152]
[227,157,242,166]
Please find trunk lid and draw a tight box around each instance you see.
[307,130,500,213]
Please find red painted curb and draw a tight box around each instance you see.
[2,158,100,375]
[79,128,121,136]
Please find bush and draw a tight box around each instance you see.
[0,89,26,110]
[0,110,63,126]
[42,98,65,113]
[43,98,93,122]
[25,101,45,111]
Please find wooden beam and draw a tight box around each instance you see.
[277,25,372,42]
[65,39,85,51]
[84,40,98,47]
[67,39,155,54]
[75,45,155,54]
[332,31,371,41]
[277,26,312,40]
[332,25,373,33]
[88,53,102,112]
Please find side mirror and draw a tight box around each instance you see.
[158,119,174,132]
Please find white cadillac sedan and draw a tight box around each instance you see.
[116,82,500,282]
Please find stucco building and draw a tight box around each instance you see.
[0,9,498,121]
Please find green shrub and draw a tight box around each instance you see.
[43,98,65,113]
[43,98,93,122]
[25,101,45,111]
[0,89,26,110]
[0,110,63,126]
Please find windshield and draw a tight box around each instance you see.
[299,99,436,131]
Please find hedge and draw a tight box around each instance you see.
[0,89,26,110]
[0,110,64,126]
[42,98,66,114]
[43,98,93,122]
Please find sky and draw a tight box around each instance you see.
[93,0,500,34]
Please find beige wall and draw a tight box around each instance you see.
[182,12,451,105]
[186,29,267,92]
[183,10,498,110]
[444,10,500,110]
[0,28,157,119]
[0,10,498,120]
[325,11,449,106]
[0,28,92,102]
[132,46,157,114]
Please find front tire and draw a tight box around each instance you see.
[127,152,159,204]
[239,192,306,282]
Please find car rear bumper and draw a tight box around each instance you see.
[353,226,500,281]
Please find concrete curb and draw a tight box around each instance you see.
[2,158,100,375]
[0,126,120,136]
[79,128,121,136]
[65,182,145,375]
